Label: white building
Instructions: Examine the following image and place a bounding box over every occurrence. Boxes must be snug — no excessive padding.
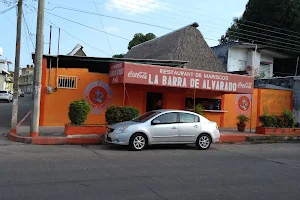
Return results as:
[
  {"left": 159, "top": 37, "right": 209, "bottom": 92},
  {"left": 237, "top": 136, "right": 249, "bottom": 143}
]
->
[
  {"left": 0, "top": 59, "right": 12, "bottom": 91},
  {"left": 211, "top": 42, "right": 289, "bottom": 78},
  {"left": 19, "top": 65, "right": 34, "bottom": 94}
]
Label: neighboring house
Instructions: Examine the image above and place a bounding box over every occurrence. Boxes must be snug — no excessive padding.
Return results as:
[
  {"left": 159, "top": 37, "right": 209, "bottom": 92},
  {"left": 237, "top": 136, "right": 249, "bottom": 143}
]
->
[
  {"left": 211, "top": 42, "right": 289, "bottom": 78},
  {"left": 0, "top": 59, "right": 12, "bottom": 91},
  {"left": 19, "top": 65, "right": 34, "bottom": 94},
  {"left": 125, "top": 22, "right": 225, "bottom": 72},
  {"left": 66, "top": 44, "right": 86, "bottom": 56}
]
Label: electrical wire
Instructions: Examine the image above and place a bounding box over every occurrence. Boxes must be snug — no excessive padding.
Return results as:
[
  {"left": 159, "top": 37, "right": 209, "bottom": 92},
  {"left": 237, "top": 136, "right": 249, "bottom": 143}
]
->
[
  {"left": 92, "top": 0, "right": 114, "bottom": 55},
  {"left": 0, "top": 4, "right": 16, "bottom": 15},
  {"left": 44, "top": 10, "right": 130, "bottom": 41},
  {"left": 22, "top": 12, "right": 35, "bottom": 49}
]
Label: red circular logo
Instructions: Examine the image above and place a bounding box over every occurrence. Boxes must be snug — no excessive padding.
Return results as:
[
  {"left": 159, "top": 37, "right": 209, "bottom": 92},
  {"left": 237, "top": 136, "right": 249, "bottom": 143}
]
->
[
  {"left": 235, "top": 94, "right": 252, "bottom": 115},
  {"left": 84, "top": 81, "right": 112, "bottom": 114}
]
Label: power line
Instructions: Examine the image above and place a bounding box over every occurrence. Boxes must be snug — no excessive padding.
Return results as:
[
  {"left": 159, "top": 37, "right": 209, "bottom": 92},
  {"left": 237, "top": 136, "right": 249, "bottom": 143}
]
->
[
  {"left": 3, "top": 12, "right": 33, "bottom": 65},
  {"left": 43, "top": 17, "right": 113, "bottom": 56},
  {"left": 22, "top": 12, "right": 35, "bottom": 49},
  {"left": 25, "top": 4, "right": 113, "bottom": 56},
  {"left": 44, "top": 10, "right": 131, "bottom": 41},
  {"left": 0, "top": 4, "right": 16, "bottom": 15},
  {"left": 228, "top": 31, "right": 300, "bottom": 53},
  {"left": 92, "top": 0, "right": 114, "bottom": 55},
  {"left": 228, "top": 30, "right": 300, "bottom": 48},
  {"left": 237, "top": 22, "right": 300, "bottom": 40},
  {"left": 44, "top": 3, "right": 173, "bottom": 31}
]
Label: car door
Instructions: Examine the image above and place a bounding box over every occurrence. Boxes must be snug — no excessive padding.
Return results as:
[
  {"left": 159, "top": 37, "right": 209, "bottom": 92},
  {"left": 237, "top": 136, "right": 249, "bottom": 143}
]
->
[
  {"left": 178, "top": 113, "right": 201, "bottom": 143},
  {"left": 150, "top": 112, "right": 179, "bottom": 144}
]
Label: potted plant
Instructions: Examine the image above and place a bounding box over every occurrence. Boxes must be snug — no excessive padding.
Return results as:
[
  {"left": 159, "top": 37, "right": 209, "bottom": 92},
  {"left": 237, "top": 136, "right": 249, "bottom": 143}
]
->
[
  {"left": 194, "top": 103, "right": 205, "bottom": 116},
  {"left": 64, "top": 100, "right": 107, "bottom": 136},
  {"left": 236, "top": 114, "right": 249, "bottom": 132}
]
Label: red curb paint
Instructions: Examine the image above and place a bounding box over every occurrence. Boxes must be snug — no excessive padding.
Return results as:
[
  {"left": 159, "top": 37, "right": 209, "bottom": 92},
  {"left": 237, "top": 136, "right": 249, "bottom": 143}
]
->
[
  {"left": 10, "top": 129, "right": 16, "bottom": 135},
  {"left": 30, "top": 132, "right": 39, "bottom": 137}
]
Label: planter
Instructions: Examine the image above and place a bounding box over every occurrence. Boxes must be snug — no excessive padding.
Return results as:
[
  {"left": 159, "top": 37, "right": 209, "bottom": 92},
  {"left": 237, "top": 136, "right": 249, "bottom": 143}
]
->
[
  {"left": 256, "top": 127, "right": 300, "bottom": 135},
  {"left": 64, "top": 124, "right": 108, "bottom": 136},
  {"left": 237, "top": 123, "right": 246, "bottom": 132}
]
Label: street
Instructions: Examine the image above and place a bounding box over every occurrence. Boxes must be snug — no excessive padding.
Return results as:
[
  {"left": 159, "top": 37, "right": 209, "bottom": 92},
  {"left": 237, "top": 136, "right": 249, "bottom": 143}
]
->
[
  {"left": 0, "top": 95, "right": 32, "bottom": 128},
  {"left": 0, "top": 143, "right": 299, "bottom": 200}
]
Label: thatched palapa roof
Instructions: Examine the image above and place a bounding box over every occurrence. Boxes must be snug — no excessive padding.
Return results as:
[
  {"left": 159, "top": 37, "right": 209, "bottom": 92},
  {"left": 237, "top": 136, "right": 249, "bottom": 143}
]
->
[{"left": 124, "top": 22, "right": 226, "bottom": 72}]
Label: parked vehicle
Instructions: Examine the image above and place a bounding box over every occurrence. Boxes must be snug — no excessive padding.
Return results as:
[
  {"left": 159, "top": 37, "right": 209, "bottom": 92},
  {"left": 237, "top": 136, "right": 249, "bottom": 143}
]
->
[
  {"left": 19, "top": 89, "right": 25, "bottom": 97},
  {"left": 0, "top": 90, "right": 13, "bottom": 102},
  {"left": 106, "top": 109, "right": 220, "bottom": 151}
]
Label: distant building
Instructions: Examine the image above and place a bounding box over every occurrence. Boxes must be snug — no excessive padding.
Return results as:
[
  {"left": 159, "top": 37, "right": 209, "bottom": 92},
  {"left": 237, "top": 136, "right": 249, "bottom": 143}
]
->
[
  {"left": 211, "top": 42, "right": 290, "bottom": 79},
  {"left": 0, "top": 59, "right": 12, "bottom": 91},
  {"left": 19, "top": 65, "right": 34, "bottom": 93}
]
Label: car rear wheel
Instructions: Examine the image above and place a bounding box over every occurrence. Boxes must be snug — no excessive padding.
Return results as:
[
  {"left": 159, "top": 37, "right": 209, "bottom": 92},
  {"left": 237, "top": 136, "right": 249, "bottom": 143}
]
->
[
  {"left": 129, "top": 133, "right": 147, "bottom": 151},
  {"left": 196, "top": 134, "right": 211, "bottom": 150}
]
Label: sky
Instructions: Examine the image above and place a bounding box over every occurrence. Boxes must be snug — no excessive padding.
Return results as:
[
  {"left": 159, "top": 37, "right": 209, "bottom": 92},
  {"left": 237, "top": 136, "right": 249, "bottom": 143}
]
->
[{"left": 0, "top": 0, "right": 248, "bottom": 70}]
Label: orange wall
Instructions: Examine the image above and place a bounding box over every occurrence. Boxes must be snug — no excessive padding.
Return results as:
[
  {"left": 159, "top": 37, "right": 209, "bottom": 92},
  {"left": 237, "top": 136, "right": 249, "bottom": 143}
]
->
[
  {"left": 222, "top": 89, "right": 293, "bottom": 129},
  {"left": 42, "top": 67, "right": 123, "bottom": 126}
]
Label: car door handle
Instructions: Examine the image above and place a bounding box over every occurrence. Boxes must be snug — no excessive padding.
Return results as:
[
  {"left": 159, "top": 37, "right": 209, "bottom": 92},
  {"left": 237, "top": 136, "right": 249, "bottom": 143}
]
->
[
  {"left": 172, "top": 127, "right": 177, "bottom": 129},
  {"left": 194, "top": 125, "right": 198, "bottom": 128}
]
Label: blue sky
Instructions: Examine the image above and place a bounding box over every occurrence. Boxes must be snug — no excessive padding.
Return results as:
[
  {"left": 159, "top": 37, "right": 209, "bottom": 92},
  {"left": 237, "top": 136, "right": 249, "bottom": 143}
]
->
[{"left": 0, "top": 0, "right": 248, "bottom": 69}]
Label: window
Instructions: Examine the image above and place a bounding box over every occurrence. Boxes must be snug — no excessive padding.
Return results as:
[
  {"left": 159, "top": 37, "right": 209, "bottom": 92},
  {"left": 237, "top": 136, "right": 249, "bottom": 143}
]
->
[
  {"left": 185, "top": 98, "right": 221, "bottom": 111},
  {"left": 180, "top": 113, "right": 200, "bottom": 123},
  {"left": 132, "top": 111, "right": 160, "bottom": 122},
  {"left": 153, "top": 113, "right": 178, "bottom": 124},
  {"left": 57, "top": 75, "right": 78, "bottom": 89}
]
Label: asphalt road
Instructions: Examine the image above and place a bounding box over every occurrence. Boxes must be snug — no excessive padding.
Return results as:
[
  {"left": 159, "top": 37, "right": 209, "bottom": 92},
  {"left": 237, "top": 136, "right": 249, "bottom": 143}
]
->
[
  {"left": 0, "top": 143, "right": 299, "bottom": 200},
  {"left": 0, "top": 95, "right": 32, "bottom": 127}
]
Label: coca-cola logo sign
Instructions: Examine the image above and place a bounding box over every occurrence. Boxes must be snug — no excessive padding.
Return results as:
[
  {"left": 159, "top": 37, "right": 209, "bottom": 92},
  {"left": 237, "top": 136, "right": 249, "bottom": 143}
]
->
[
  {"left": 238, "top": 82, "right": 252, "bottom": 89},
  {"left": 128, "top": 71, "right": 148, "bottom": 79}
]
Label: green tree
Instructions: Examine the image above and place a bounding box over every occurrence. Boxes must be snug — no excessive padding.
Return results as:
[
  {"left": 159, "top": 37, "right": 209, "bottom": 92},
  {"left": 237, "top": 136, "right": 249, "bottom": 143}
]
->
[
  {"left": 220, "top": 0, "right": 300, "bottom": 55},
  {"left": 112, "top": 54, "right": 125, "bottom": 58},
  {"left": 128, "top": 33, "right": 156, "bottom": 50}
]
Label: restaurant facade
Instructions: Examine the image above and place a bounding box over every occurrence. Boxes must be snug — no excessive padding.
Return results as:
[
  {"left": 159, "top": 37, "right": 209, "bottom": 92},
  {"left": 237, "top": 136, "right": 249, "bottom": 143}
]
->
[{"left": 37, "top": 55, "right": 292, "bottom": 130}]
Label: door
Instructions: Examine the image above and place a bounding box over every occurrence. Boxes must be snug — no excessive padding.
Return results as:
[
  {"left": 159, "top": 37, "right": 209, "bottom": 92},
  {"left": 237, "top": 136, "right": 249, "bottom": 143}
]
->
[
  {"left": 178, "top": 113, "right": 200, "bottom": 142},
  {"left": 146, "top": 92, "right": 163, "bottom": 112},
  {"left": 150, "top": 112, "right": 179, "bottom": 143}
]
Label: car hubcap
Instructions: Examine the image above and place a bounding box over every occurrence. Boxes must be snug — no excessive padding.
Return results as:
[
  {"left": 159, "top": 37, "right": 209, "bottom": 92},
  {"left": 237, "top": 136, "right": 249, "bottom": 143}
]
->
[
  {"left": 133, "top": 136, "right": 145, "bottom": 149},
  {"left": 199, "top": 136, "right": 210, "bottom": 148}
]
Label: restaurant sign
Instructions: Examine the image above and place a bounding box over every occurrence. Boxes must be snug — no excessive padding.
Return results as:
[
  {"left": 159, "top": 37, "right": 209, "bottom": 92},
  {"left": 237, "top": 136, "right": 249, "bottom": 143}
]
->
[{"left": 109, "top": 62, "right": 254, "bottom": 94}]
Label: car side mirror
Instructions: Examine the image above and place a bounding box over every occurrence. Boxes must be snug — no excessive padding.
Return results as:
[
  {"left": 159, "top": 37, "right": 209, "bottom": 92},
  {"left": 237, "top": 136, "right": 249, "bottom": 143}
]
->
[{"left": 152, "top": 120, "right": 161, "bottom": 125}]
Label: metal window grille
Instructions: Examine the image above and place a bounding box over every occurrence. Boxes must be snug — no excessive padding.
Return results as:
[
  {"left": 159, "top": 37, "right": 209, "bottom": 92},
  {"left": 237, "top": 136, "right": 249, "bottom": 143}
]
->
[{"left": 57, "top": 75, "right": 78, "bottom": 89}]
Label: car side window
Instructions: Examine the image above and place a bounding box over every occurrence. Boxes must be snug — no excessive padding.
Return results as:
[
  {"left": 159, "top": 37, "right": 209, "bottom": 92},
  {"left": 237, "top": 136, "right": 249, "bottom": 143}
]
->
[
  {"left": 179, "top": 113, "right": 200, "bottom": 123},
  {"left": 153, "top": 113, "right": 178, "bottom": 125}
]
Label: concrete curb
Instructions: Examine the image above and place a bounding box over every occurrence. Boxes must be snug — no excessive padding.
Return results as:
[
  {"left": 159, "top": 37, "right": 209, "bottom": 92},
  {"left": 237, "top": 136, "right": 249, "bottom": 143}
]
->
[{"left": 8, "top": 132, "right": 102, "bottom": 145}]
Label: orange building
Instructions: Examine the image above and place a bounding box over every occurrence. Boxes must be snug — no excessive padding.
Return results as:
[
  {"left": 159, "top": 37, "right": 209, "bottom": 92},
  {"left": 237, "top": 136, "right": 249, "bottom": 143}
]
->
[{"left": 38, "top": 55, "right": 293, "bottom": 130}]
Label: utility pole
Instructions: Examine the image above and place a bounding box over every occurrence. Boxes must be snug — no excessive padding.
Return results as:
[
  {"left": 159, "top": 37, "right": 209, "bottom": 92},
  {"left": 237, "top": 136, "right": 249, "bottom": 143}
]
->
[
  {"left": 30, "top": 0, "right": 45, "bottom": 137},
  {"left": 11, "top": 0, "right": 23, "bottom": 134}
]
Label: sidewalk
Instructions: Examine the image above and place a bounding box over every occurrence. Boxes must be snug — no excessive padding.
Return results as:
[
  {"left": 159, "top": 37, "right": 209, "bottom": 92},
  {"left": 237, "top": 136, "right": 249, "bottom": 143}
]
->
[{"left": 7, "top": 126, "right": 300, "bottom": 145}]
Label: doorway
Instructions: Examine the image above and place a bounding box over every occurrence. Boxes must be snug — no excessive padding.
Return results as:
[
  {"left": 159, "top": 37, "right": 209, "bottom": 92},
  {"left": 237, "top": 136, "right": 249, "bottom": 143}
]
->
[{"left": 146, "top": 92, "right": 163, "bottom": 112}]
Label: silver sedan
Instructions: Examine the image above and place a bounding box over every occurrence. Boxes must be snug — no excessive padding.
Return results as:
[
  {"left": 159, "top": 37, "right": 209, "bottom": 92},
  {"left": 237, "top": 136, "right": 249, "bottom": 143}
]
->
[{"left": 105, "top": 109, "right": 220, "bottom": 151}]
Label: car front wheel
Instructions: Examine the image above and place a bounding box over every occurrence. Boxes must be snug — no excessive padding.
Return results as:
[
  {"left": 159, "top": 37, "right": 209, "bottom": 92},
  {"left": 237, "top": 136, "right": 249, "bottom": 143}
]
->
[
  {"left": 129, "top": 133, "right": 147, "bottom": 151},
  {"left": 196, "top": 134, "right": 212, "bottom": 150}
]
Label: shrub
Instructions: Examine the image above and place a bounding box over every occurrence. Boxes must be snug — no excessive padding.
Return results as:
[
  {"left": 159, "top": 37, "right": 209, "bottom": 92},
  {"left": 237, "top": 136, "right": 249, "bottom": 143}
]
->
[
  {"left": 259, "top": 110, "right": 296, "bottom": 128},
  {"left": 236, "top": 114, "right": 249, "bottom": 124},
  {"left": 68, "top": 100, "right": 91, "bottom": 125},
  {"left": 280, "top": 109, "right": 295, "bottom": 128},
  {"left": 259, "top": 114, "right": 278, "bottom": 128},
  {"left": 106, "top": 106, "right": 140, "bottom": 125},
  {"left": 194, "top": 104, "right": 205, "bottom": 115}
]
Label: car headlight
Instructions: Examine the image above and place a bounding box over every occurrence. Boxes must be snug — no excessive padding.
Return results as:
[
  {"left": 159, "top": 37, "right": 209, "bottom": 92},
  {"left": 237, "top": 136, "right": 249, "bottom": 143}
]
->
[{"left": 115, "top": 126, "right": 129, "bottom": 134}]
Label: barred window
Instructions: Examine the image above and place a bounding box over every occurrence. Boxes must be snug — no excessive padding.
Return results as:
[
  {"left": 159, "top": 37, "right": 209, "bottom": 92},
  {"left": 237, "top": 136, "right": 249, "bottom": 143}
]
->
[{"left": 57, "top": 75, "right": 78, "bottom": 89}]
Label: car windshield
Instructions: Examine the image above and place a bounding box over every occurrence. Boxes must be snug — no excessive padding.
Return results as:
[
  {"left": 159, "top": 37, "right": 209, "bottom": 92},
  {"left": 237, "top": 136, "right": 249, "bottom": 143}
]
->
[
  {"left": 0, "top": 91, "right": 7, "bottom": 93},
  {"left": 132, "top": 111, "right": 161, "bottom": 122}
]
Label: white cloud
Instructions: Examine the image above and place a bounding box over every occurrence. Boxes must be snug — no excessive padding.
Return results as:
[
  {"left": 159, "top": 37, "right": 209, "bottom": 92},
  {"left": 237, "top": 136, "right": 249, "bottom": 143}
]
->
[
  {"left": 105, "top": 0, "right": 165, "bottom": 15},
  {"left": 104, "top": 26, "right": 120, "bottom": 33}
]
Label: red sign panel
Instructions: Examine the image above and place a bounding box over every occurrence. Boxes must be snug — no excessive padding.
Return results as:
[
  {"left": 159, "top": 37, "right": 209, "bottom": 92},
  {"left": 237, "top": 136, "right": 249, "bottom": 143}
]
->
[
  {"left": 109, "top": 62, "right": 124, "bottom": 84},
  {"left": 110, "top": 62, "right": 254, "bottom": 94}
]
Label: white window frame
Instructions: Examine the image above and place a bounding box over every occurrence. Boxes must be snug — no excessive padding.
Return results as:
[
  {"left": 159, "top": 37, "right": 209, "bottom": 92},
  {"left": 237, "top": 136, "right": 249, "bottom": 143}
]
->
[{"left": 57, "top": 75, "right": 78, "bottom": 89}]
